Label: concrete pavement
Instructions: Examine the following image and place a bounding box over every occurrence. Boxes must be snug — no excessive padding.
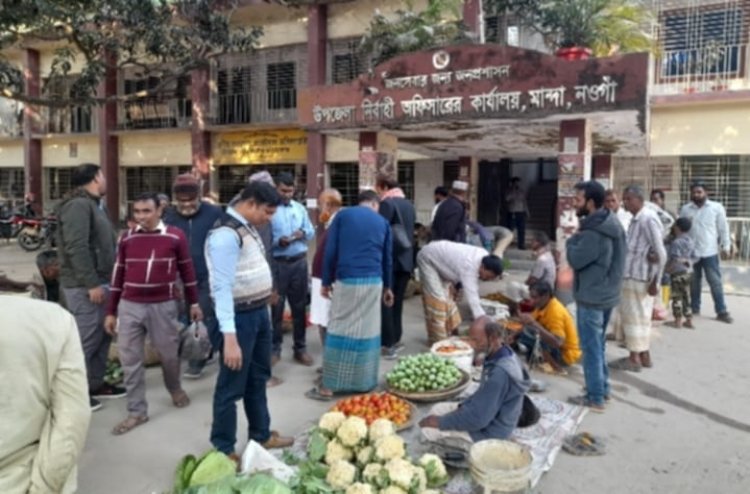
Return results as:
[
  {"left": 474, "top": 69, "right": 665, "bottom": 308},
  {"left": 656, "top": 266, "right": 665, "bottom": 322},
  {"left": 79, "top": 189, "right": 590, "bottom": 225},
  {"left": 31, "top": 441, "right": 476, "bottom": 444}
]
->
[{"left": 1, "top": 242, "right": 748, "bottom": 493}]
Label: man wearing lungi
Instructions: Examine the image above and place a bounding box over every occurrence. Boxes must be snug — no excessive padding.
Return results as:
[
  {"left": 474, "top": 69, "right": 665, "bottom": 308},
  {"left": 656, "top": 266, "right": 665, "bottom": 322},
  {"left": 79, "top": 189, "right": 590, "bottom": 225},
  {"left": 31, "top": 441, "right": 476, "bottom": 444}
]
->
[
  {"left": 416, "top": 241, "right": 503, "bottom": 344},
  {"left": 612, "top": 186, "right": 666, "bottom": 372},
  {"left": 104, "top": 193, "right": 203, "bottom": 435},
  {"left": 310, "top": 188, "right": 343, "bottom": 345},
  {"left": 306, "top": 190, "right": 394, "bottom": 401}
]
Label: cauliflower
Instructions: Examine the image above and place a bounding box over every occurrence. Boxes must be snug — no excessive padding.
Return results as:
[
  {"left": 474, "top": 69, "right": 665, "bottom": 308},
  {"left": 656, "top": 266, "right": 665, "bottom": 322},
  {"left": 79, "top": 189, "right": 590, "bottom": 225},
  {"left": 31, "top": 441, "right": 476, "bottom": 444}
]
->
[
  {"left": 326, "top": 460, "right": 357, "bottom": 490},
  {"left": 362, "top": 463, "right": 388, "bottom": 488},
  {"left": 384, "top": 458, "right": 416, "bottom": 490},
  {"left": 368, "top": 418, "right": 396, "bottom": 442},
  {"left": 413, "top": 466, "right": 428, "bottom": 491},
  {"left": 356, "top": 445, "right": 374, "bottom": 467},
  {"left": 418, "top": 453, "right": 449, "bottom": 487},
  {"left": 374, "top": 434, "right": 406, "bottom": 461},
  {"left": 319, "top": 411, "right": 347, "bottom": 435},
  {"left": 345, "top": 482, "right": 375, "bottom": 494},
  {"left": 337, "top": 416, "right": 368, "bottom": 448},
  {"left": 325, "top": 439, "right": 354, "bottom": 465},
  {"left": 380, "top": 486, "right": 407, "bottom": 494}
]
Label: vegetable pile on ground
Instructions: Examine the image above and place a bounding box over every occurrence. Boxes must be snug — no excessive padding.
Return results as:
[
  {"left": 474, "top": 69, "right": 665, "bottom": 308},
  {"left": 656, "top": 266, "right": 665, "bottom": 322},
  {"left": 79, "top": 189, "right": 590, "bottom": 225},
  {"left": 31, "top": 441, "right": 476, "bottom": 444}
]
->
[
  {"left": 331, "top": 393, "right": 412, "bottom": 427},
  {"left": 386, "top": 354, "right": 462, "bottom": 393},
  {"left": 289, "top": 412, "right": 449, "bottom": 493},
  {"left": 172, "top": 449, "right": 291, "bottom": 493}
]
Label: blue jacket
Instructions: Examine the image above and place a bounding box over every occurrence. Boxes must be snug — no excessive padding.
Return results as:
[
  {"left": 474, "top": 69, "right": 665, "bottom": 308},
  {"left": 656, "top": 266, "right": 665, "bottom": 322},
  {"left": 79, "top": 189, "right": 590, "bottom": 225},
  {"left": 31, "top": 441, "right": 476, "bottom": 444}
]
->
[
  {"left": 438, "top": 347, "right": 530, "bottom": 441},
  {"left": 164, "top": 202, "right": 223, "bottom": 284},
  {"left": 566, "top": 208, "right": 626, "bottom": 310}
]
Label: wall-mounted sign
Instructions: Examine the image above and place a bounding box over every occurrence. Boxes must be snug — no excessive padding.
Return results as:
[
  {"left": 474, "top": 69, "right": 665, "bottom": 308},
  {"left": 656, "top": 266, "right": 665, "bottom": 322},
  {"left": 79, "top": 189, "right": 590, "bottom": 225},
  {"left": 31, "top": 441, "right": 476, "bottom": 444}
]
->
[{"left": 214, "top": 129, "right": 307, "bottom": 165}]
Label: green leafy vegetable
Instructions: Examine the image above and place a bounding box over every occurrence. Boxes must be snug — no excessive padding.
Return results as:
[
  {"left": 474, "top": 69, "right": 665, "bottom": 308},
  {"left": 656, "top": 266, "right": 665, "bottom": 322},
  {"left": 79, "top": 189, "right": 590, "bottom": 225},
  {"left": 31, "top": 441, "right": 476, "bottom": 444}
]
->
[
  {"left": 307, "top": 429, "right": 329, "bottom": 463},
  {"left": 232, "top": 473, "right": 292, "bottom": 494},
  {"left": 188, "top": 450, "right": 237, "bottom": 487}
]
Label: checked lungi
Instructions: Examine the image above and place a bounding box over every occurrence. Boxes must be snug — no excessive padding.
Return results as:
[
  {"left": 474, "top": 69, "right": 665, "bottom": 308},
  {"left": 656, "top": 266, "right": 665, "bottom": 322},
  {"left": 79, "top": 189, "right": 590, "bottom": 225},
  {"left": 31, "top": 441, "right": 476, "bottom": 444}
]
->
[{"left": 621, "top": 279, "right": 655, "bottom": 353}]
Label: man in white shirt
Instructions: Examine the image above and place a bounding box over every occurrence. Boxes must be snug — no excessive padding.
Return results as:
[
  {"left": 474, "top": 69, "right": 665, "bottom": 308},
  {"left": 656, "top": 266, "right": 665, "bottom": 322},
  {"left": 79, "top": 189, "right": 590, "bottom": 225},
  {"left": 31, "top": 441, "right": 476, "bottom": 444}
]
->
[{"left": 679, "top": 182, "right": 732, "bottom": 323}]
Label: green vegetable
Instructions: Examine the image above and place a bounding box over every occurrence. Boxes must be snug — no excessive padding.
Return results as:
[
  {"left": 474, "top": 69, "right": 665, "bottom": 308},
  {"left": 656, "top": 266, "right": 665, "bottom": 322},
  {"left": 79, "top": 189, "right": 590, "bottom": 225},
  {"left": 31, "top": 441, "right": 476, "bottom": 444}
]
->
[
  {"left": 188, "top": 450, "right": 237, "bottom": 487},
  {"left": 174, "top": 454, "right": 198, "bottom": 493},
  {"left": 386, "top": 354, "right": 462, "bottom": 393},
  {"left": 307, "top": 429, "right": 329, "bottom": 463},
  {"left": 233, "top": 473, "right": 292, "bottom": 494}
]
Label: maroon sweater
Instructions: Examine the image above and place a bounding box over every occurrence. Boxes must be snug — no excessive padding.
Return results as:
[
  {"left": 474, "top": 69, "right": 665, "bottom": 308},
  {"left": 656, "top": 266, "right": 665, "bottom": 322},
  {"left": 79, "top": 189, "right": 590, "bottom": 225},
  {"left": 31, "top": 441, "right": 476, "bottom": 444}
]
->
[{"left": 107, "top": 224, "right": 199, "bottom": 316}]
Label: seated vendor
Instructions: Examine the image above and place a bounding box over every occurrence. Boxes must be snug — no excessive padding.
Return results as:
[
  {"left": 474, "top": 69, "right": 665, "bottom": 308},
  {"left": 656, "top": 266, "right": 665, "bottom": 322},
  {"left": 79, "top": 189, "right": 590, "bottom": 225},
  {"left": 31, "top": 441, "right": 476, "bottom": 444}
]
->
[
  {"left": 518, "top": 281, "right": 581, "bottom": 370},
  {"left": 0, "top": 250, "right": 61, "bottom": 304},
  {"left": 419, "top": 317, "right": 531, "bottom": 452},
  {"left": 525, "top": 232, "right": 556, "bottom": 288}
]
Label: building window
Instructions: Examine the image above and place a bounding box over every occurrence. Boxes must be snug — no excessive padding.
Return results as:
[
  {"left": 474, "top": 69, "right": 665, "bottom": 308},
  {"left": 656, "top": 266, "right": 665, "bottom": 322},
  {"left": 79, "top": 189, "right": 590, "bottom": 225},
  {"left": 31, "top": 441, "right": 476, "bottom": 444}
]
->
[
  {"left": 443, "top": 161, "right": 459, "bottom": 187},
  {"left": 0, "top": 168, "right": 24, "bottom": 208},
  {"left": 124, "top": 166, "right": 190, "bottom": 205},
  {"left": 332, "top": 53, "right": 361, "bottom": 84},
  {"left": 329, "top": 163, "right": 359, "bottom": 206},
  {"left": 680, "top": 155, "right": 750, "bottom": 218},
  {"left": 267, "top": 62, "right": 296, "bottom": 110},
  {"left": 661, "top": 7, "right": 743, "bottom": 77},
  {"left": 398, "top": 162, "right": 415, "bottom": 201},
  {"left": 217, "top": 66, "right": 252, "bottom": 124},
  {"left": 216, "top": 165, "right": 301, "bottom": 205},
  {"left": 121, "top": 74, "right": 192, "bottom": 130},
  {"left": 45, "top": 168, "right": 75, "bottom": 201},
  {"left": 44, "top": 78, "right": 94, "bottom": 134}
]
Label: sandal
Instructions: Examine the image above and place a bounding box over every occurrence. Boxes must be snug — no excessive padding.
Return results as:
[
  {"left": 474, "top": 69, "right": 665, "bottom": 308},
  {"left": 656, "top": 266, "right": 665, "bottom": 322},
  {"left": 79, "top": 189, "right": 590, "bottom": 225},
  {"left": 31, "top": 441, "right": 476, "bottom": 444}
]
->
[
  {"left": 112, "top": 415, "right": 149, "bottom": 436},
  {"left": 171, "top": 390, "right": 191, "bottom": 408},
  {"left": 609, "top": 357, "right": 642, "bottom": 373},
  {"left": 563, "top": 432, "right": 606, "bottom": 456},
  {"left": 305, "top": 386, "right": 334, "bottom": 402},
  {"left": 267, "top": 376, "right": 284, "bottom": 388}
]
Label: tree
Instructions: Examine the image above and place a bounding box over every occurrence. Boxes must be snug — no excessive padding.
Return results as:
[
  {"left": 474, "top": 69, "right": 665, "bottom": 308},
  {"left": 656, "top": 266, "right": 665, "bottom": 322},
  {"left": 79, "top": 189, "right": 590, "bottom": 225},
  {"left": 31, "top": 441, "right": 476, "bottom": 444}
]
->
[
  {"left": 484, "top": 0, "right": 654, "bottom": 56},
  {"left": 358, "top": 0, "right": 473, "bottom": 69},
  {"left": 0, "top": 0, "right": 262, "bottom": 107}
]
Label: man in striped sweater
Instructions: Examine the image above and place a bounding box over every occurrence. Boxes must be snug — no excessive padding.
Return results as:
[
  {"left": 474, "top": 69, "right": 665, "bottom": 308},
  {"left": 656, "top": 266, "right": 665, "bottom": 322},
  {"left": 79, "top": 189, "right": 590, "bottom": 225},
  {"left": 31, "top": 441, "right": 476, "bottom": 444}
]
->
[{"left": 104, "top": 192, "right": 203, "bottom": 435}]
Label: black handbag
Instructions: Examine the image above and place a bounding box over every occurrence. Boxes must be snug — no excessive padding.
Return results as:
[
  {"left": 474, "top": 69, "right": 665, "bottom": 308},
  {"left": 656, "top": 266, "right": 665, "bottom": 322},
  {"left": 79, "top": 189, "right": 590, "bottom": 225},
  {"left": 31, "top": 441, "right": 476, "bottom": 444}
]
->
[{"left": 389, "top": 200, "right": 413, "bottom": 252}]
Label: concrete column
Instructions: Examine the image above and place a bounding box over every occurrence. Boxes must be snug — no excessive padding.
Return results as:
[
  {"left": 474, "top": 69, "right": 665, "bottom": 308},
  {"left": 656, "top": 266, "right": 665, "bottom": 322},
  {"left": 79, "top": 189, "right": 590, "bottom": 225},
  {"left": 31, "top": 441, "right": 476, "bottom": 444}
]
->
[
  {"left": 306, "top": 4, "right": 328, "bottom": 212},
  {"left": 191, "top": 67, "right": 212, "bottom": 195},
  {"left": 556, "top": 118, "right": 591, "bottom": 273},
  {"left": 462, "top": 0, "right": 484, "bottom": 42},
  {"left": 23, "top": 49, "right": 42, "bottom": 214},
  {"left": 458, "top": 156, "right": 478, "bottom": 220},
  {"left": 98, "top": 50, "right": 120, "bottom": 222},
  {"left": 593, "top": 155, "right": 613, "bottom": 189},
  {"left": 358, "top": 131, "right": 397, "bottom": 191}
]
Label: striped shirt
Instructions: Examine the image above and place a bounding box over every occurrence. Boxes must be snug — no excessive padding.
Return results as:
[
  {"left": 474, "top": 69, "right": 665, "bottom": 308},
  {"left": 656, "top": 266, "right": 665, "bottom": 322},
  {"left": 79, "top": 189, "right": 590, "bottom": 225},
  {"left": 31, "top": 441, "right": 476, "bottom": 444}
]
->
[
  {"left": 107, "top": 222, "right": 198, "bottom": 316},
  {"left": 679, "top": 200, "right": 731, "bottom": 258},
  {"left": 624, "top": 207, "right": 667, "bottom": 283}
]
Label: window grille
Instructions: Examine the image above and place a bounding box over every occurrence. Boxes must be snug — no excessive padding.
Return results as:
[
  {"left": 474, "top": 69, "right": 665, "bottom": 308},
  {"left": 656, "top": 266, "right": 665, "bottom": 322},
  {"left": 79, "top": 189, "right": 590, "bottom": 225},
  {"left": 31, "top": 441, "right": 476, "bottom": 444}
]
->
[
  {"left": 120, "top": 73, "right": 192, "bottom": 130},
  {"left": 0, "top": 168, "right": 24, "bottom": 207},
  {"left": 680, "top": 155, "right": 750, "bottom": 218},
  {"left": 45, "top": 168, "right": 75, "bottom": 201},
  {"left": 43, "top": 77, "right": 94, "bottom": 134},
  {"left": 217, "top": 66, "right": 252, "bottom": 124},
  {"left": 443, "top": 161, "right": 460, "bottom": 187},
  {"left": 124, "top": 166, "right": 190, "bottom": 204},
  {"left": 398, "top": 162, "right": 415, "bottom": 201},
  {"left": 267, "top": 62, "right": 296, "bottom": 110},
  {"left": 329, "top": 163, "right": 359, "bottom": 206},
  {"left": 216, "top": 165, "right": 301, "bottom": 205},
  {"left": 329, "top": 38, "right": 363, "bottom": 84}
]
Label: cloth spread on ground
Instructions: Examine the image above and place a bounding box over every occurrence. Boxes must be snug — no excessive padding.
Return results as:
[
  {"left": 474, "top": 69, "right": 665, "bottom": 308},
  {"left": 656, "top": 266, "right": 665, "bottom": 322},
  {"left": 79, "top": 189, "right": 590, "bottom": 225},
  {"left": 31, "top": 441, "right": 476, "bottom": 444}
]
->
[{"left": 322, "top": 278, "right": 382, "bottom": 393}]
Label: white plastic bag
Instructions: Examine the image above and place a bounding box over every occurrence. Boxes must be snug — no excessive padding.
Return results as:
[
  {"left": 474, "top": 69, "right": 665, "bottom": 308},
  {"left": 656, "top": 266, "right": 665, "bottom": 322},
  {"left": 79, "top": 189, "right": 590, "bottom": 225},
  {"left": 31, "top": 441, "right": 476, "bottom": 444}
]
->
[{"left": 240, "top": 440, "right": 296, "bottom": 483}]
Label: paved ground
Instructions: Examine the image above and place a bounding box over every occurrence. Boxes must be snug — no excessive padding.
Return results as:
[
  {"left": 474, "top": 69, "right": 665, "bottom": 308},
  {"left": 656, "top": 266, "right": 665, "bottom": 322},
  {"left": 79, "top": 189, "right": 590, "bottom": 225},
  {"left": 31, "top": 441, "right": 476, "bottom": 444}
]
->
[{"left": 2, "top": 242, "right": 749, "bottom": 494}]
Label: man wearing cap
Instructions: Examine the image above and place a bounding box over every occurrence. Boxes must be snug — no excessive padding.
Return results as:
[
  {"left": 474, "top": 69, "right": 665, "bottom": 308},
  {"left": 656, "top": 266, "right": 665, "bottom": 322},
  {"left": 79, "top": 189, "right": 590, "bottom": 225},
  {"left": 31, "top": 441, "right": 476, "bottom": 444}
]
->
[
  {"left": 270, "top": 172, "right": 315, "bottom": 366},
  {"left": 164, "top": 174, "right": 224, "bottom": 378},
  {"left": 431, "top": 180, "right": 468, "bottom": 243}
]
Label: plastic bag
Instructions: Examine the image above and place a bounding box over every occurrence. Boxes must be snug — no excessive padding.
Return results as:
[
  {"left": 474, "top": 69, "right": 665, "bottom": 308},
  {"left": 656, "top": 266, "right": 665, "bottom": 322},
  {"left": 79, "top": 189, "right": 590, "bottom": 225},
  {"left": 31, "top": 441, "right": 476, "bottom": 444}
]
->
[
  {"left": 179, "top": 321, "right": 211, "bottom": 361},
  {"left": 240, "top": 440, "right": 296, "bottom": 483}
]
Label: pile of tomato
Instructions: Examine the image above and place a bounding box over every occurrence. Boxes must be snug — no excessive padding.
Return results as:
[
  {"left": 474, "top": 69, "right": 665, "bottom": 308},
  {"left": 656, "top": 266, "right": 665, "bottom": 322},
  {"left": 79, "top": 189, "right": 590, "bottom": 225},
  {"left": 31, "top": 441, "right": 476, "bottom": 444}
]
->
[{"left": 331, "top": 392, "right": 412, "bottom": 426}]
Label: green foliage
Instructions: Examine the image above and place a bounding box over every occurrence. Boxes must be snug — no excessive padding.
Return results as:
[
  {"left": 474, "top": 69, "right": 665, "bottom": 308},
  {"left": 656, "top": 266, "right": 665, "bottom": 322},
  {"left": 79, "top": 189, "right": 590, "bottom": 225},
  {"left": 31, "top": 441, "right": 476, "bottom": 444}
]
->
[
  {"left": 358, "top": 0, "right": 473, "bottom": 68},
  {"left": 484, "top": 0, "right": 654, "bottom": 56},
  {"left": 0, "top": 0, "right": 262, "bottom": 106}
]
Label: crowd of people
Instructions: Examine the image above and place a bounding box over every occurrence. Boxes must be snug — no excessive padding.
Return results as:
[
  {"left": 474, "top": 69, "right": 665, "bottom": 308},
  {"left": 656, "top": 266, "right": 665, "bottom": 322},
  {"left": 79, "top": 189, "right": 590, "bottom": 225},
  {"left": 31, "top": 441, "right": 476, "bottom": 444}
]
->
[{"left": 0, "top": 163, "right": 736, "bottom": 491}]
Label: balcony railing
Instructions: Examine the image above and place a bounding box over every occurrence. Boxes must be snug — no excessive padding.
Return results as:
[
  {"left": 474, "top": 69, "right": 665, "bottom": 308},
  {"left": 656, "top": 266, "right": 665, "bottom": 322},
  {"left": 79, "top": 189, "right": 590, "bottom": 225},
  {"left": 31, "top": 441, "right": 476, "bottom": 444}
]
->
[
  {"left": 0, "top": 110, "right": 23, "bottom": 138},
  {"left": 211, "top": 89, "right": 297, "bottom": 126},
  {"left": 118, "top": 97, "right": 192, "bottom": 130},
  {"left": 37, "top": 106, "right": 97, "bottom": 134},
  {"left": 652, "top": 44, "right": 750, "bottom": 95}
]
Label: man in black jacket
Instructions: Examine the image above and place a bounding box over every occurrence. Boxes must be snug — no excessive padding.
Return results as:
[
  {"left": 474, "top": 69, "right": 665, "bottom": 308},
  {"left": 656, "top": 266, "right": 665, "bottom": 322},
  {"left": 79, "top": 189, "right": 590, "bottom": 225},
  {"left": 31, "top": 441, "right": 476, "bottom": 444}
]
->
[
  {"left": 376, "top": 176, "right": 416, "bottom": 359},
  {"left": 431, "top": 180, "right": 468, "bottom": 243}
]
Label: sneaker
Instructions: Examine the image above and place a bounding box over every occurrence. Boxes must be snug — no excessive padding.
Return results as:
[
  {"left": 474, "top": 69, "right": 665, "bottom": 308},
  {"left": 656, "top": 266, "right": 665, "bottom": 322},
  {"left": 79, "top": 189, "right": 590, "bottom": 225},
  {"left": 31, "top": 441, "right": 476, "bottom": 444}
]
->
[
  {"left": 393, "top": 341, "right": 406, "bottom": 351},
  {"left": 717, "top": 313, "right": 734, "bottom": 324},
  {"left": 90, "top": 397, "right": 103, "bottom": 412},
  {"left": 91, "top": 383, "right": 126, "bottom": 399},
  {"left": 381, "top": 347, "right": 399, "bottom": 360},
  {"left": 183, "top": 367, "right": 205, "bottom": 380},
  {"left": 568, "top": 395, "right": 606, "bottom": 413}
]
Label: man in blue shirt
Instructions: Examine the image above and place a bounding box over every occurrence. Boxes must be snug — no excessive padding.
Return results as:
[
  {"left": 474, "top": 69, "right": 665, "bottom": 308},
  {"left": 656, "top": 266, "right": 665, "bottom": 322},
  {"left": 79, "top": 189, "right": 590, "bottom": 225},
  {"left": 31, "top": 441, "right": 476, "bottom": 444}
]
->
[
  {"left": 205, "top": 181, "right": 293, "bottom": 458},
  {"left": 270, "top": 172, "right": 316, "bottom": 366}
]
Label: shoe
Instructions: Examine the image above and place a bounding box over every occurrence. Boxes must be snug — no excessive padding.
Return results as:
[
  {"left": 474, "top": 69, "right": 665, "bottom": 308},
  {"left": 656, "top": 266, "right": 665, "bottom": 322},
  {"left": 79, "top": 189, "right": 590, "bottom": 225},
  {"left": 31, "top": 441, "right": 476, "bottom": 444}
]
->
[
  {"left": 228, "top": 453, "right": 241, "bottom": 472},
  {"left": 293, "top": 352, "right": 314, "bottom": 366},
  {"left": 381, "top": 347, "right": 399, "bottom": 360},
  {"left": 90, "top": 397, "right": 103, "bottom": 412},
  {"left": 717, "top": 313, "right": 734, "bottom": 324},
  {"left": 568, "top": 395, "right": 605, "bottom": 413},
  {"left": 183, "top": 367, "right": 205, "bottom": 380},
  {"left": 262, "top": 431, "right": 294, "bottom": 449},
  {"left": 393, "top": 341, "right": 405, "bottom": 351},
  {"left": 91, "top": 383, "right": 126, "bottom": 399}
]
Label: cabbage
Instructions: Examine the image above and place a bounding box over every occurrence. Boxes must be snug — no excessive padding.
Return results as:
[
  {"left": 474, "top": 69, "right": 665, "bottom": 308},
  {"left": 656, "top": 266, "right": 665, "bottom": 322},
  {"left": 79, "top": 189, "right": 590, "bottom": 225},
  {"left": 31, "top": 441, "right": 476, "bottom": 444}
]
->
[
  {"left": 233, "top": 473, "right": 292, "bottom": 494},
  {"left": 188, "top": 450, "right": 237, "bottom": 487}
]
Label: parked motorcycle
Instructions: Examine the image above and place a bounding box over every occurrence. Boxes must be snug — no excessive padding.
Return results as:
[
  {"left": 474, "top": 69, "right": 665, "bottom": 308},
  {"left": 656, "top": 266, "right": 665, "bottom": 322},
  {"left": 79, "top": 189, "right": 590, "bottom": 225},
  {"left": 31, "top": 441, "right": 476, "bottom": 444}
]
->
[
  {"left": 17, "top": 215, "right": 57, "bottom": 252},
  {"left": 0, "top": 210, "right": 25, "bottom": 242}
]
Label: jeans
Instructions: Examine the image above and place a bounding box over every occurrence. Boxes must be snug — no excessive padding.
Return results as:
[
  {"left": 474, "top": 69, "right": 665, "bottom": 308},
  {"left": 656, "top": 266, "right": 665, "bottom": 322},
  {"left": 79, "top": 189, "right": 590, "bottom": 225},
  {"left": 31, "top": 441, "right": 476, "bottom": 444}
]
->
[
  {"left": 507, "top": 212, "right": 526, "bottom": 249},
  {"left": 210, "top": 307, "right": 272, "bottom": 455},
  {"left": 691, "top": 255, "right": 727, "bottom": 315},
  {"left": 272, "top": 257, "right": 309, "bottom": 355},
  {"left": 577, "top": 306, "right": 613, "bottom": 406},
  {"left": 182, "top": 283, "right": 217, "bottom": 372},
  {"left": 381, "top": 271, "right": 411, "bottom": 348}
]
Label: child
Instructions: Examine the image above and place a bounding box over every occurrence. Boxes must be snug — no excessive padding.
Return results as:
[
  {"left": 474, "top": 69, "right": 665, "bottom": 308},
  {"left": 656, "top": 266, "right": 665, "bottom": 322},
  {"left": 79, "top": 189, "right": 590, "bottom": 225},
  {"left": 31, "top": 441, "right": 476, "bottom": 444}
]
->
[{"left": 666, "top": 218, "right": 697, "bottom": 329}]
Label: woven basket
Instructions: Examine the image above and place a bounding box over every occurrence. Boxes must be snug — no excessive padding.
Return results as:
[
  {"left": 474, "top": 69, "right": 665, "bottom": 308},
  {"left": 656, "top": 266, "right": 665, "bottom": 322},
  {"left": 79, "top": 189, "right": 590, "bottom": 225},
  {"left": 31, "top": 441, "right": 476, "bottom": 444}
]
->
[{"left": 385, "top": 368, "right": 471, "bottom": 403}]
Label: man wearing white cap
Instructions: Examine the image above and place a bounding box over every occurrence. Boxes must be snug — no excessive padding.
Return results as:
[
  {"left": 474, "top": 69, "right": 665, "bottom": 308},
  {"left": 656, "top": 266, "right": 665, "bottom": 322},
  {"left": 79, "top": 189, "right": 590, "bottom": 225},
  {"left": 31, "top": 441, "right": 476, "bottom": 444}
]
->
[{"left": 431, "top": 180, "right": 468, "bottom": 243}]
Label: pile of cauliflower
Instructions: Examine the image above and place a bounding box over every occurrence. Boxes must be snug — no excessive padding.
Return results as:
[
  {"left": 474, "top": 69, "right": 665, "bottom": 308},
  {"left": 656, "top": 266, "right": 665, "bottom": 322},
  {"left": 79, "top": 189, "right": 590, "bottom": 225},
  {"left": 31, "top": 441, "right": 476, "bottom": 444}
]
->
[{"left": 315, "top": 411, "right": 450, "bottom": 494}]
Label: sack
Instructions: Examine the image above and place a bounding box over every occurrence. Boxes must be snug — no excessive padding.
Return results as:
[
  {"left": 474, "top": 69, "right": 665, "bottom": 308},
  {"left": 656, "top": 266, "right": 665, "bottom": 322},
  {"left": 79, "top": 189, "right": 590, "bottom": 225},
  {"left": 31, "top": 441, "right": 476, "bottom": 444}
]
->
[
  {"left": 516, "top": 394, "right": 541, "bottom": 428},
  {"left": 389, "top": 200, "right": 413, "bottom": 252},
  {"left": 179, "top": 321, "right": 211, "bottom": 361}
]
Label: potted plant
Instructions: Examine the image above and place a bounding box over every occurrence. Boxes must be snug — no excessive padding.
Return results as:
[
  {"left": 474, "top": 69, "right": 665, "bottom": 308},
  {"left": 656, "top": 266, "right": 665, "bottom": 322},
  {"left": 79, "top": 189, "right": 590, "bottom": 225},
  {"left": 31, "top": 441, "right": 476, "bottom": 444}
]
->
[{"left": 485, "top": 0, "right": 654, "bottom": 60}]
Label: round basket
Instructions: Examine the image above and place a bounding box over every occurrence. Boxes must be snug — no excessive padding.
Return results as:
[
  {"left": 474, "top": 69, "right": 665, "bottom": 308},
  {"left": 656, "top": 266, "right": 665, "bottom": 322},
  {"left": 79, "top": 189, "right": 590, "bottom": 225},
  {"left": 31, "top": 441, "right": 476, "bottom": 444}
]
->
[
  {"left": 385, "top": 368, "right": 471, "bottom": 403},
  {"left": 469, "top": 439, "right": 532, "bottom": 493},
  {"left": 431, "top": 339, "right": 474, "bottom": 373},
  {"left": 330, "top": 396, "right": 418, "bottom": 432}
]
